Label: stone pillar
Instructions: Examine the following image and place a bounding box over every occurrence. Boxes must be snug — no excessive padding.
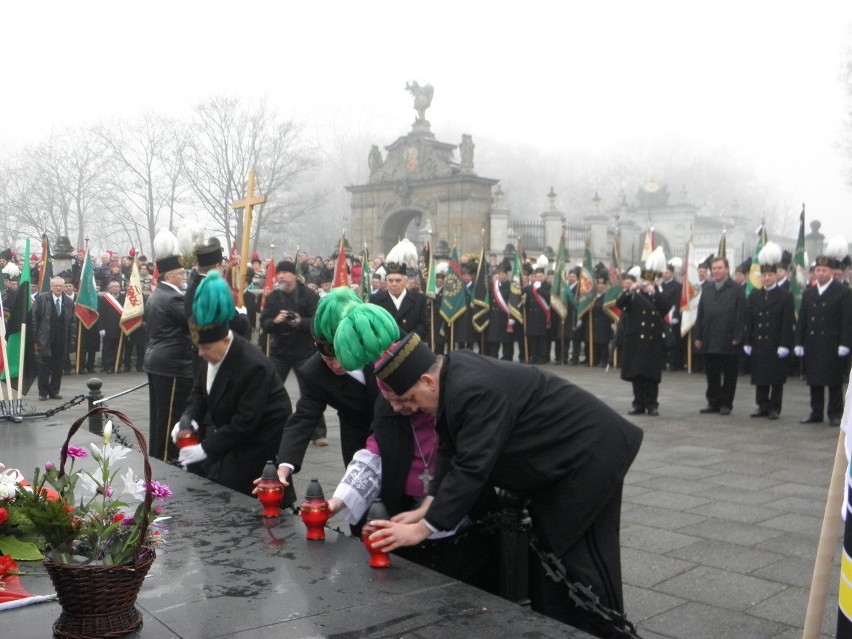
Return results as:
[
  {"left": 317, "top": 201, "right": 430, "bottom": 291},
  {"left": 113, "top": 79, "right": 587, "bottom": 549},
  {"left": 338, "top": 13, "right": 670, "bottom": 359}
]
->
[
  {"left": 805, "top": 220, "right": 825, "bottom": 262},
  {"left": 489, "top": 185, "right": 510, "bottom": 254},
  {"left": 540, "top": 188, "right": 565, "bottom": 258},
  {"left": 587, "top": 215, "right": 609, "bottom": 261}
]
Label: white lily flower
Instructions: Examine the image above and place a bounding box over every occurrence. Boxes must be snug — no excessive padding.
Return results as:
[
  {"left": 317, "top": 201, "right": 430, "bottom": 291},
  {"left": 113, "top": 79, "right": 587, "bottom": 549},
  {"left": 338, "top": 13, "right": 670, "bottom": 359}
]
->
[
  {"left": 120, "top": 467, "right": 146, "bottom": 502},
  {"left": 77, "top": 472, "right": 100, "bottom": 498},
  {"left": 89, "top": 443, "right": 132, "bottom": 466},
  {"left": 0, "top": 465, "right": 24, "bottom": 501},
  {"left": 103, "top": 419, "right": 113, "bottom": 445}
]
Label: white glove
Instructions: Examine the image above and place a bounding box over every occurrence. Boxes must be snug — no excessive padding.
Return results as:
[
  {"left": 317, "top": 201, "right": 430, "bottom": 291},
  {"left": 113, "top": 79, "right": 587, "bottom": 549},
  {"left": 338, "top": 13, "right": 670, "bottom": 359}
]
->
[
  {"left": 743, "top": 345, "right": 752, "bottom": 356},
  {"left": 99, "top": 329, "right": 106, "bottom": 337},
  {"left": 840, "top": 345, "right": 851, "bottom": 357},
  {"left": 777, "top": 346, "right": 789, "bottom": 358},
  {"left": 170, "top": 418, "right": 200, "bottom": 443},
  {"left": 794, "top": 346, "right": 804, "bottom": 357},
  {"left": 235, "top": 305, "right": 247, "bottom": 315},
  {"left": 178, "top": 444, "right": 207, "bottom": 469},
  {"left": 670, "top": 318, "right": 679, "bottom": 325}
]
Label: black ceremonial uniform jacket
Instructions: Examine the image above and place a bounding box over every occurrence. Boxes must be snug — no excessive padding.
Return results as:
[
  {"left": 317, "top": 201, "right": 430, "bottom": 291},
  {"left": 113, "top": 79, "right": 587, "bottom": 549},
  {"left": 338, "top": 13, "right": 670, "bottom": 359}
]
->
[
  {"left": 426, "top": 351, "right": 643, "bottom": 557},
  {"left": 276, "top": 352, "right": 378, "bottom": 472},
  {"left": 616, "top": 287, "right": 669, "bottom": 382},
  {"left": 183, "top": 334, "right": 292, "bottom": 495},
  {"left": 369, "top": 288, "right": 429, "bottom": 340},
  {"left": 745, "top": 285, "right": 795, "bottom": 386},
  {"left": 796, "top": 280, "right": 852, "bottom": 387}
]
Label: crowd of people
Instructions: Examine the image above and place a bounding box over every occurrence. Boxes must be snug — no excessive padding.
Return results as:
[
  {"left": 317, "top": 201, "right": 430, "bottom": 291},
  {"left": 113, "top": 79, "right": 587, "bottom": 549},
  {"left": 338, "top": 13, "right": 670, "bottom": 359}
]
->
[{"left": 2, "top": 230, "right": 851, "bottom": 638}]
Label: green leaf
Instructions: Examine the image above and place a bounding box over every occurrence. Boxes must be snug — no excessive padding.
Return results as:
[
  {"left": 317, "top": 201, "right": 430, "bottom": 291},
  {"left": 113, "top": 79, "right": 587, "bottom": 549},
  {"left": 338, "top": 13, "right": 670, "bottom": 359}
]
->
[{"left": 0, "top": 534, "right": 44, "bottom": 560}]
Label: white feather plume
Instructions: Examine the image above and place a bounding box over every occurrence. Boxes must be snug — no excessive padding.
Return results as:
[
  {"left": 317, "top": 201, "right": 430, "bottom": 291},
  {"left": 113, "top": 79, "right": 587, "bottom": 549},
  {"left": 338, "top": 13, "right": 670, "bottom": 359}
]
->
[
  {"left": 667, "top": 256, "right": 683, "bottom": 272},
  {"left": 2, "top": 262, "right": 20, "bottom": 278},
  {"left": 758, "top": 241, "right": 783, "bottom": 266},
  {"left": 628, "top": 265, "right": 642, "bottom": 280},
  {"left": 386, "top": 238, "right": 418, "bottom": 268},
  {"left": 535, "top": 253, "right": 549, "bottom": 270},
  {"left": 153, "top": 228, "right": 181, "bottom": 259},
  {"left": 825, "top": 235, "right": 849, "bottom": 260},
  {"left": 375, "top": 265, "right": 386, "bottom": 278},
  {"left": 645, "top": 246, "right": 667, "bottom": 274},
  {"left": 176, "top": 223, "right": 205, "bottom": 257},
  {"left": 435, "top": 261, "right": 449, "bottom": 274}
]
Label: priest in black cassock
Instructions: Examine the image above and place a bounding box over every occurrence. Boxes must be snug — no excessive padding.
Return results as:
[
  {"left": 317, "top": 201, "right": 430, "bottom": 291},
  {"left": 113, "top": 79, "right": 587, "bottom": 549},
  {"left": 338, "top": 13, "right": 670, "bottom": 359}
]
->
[{"left": 352, "top": 330, "right": 643, "bottom": 639}]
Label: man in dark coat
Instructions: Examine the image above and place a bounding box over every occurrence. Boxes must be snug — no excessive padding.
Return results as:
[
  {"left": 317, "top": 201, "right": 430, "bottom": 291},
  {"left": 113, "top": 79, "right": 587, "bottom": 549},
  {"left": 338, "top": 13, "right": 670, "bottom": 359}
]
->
[
  {"left": 368, "top": 333, "right": 643, "bottom": 638},
  {"left": 795, "top": 253, "right": 852, "bottom": 425},
  {"left": 485, "top": 265, "right": 517, "bottom": 360},
  {"left": 590, "top": 277, "right": 614, "bottom": 367},
  {"left": 616, "top": 270, "right": 669, "bottom": 415},
  {"left": 693, "top": 257, "right": 747, "bottom": 415},
  {"left": 369, "top": 264, "right": 430, "bottom": 340},
  {"left": 428, "top": 272, "right": 446, "bottom": 354},
  {"left": 660, "top": 259, "right": 684, "bottom": 371},
  {"left": 32, "top": 276, "right": 74, "bottom": 400},
  {"left": 144, "top": 252, "right": 194, "bottom": 461},
  {"left": 744, "top": 259, "right": 795, "bottom": 420},
  {"left": 98, "top": 279, "right": 124, "bottom": 373},
  {"left": 524, "top": 267, "right": 551, "bottom": 364},
  {"left": 176, "top": 274, "right": 292, "bottom": 495},
  {"left": 453, "top": 264, "right": 477, "bottom": 350}
]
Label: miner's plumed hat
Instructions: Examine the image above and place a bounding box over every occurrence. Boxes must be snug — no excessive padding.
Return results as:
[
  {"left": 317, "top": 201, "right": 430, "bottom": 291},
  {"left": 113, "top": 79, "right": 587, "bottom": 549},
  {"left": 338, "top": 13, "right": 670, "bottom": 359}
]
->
[
  {"left": 195, "top": 241, "right": 224, "bottom": 268},
  {"left": 373, "top": 332, "right": 437, "bottom": 395},
  {"left": 189, "top": 270, "right": 234, "bottom": 345},
  {"left": 153, "top": 229, "right": 183, "bottom": 274}
]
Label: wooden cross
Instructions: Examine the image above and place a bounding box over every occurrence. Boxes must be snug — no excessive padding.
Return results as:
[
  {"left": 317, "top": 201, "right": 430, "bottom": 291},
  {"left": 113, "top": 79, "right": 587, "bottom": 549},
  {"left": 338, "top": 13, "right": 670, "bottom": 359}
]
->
[{"left": 232, "top": 169, "right": 267, "bottom": 306}]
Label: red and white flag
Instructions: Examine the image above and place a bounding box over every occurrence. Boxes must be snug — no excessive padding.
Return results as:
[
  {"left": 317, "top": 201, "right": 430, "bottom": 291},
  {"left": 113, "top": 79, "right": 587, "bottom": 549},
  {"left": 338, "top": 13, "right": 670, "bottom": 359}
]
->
[{"left": 120, "top": 260, "right": 145, "bottom": 335}]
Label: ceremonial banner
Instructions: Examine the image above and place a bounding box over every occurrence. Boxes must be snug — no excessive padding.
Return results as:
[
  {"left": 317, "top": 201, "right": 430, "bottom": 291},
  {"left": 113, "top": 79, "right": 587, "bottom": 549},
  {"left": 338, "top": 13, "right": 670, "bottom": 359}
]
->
[
  {"left": 550, "top": 230, "right": 569, "bottom": 321},
  {"left": 746, "top": 225, "right": 767, "bottom": 296},
  {"left": 680, "top": 237, "right": 701, "bottom": 337},
  {"left": 471, "top": 240, "right": 490, "bottom": 333},
  {"left": 119, "top": 260, "right": 144, "bottom": 336},
  {"left": 603, "top": 234, "right": 623, "bottom": 320},
  {"left": 37, "top": 234, "right": 53, "bottom": 294},
  {"left": 74, "top": 252, "right": 99, "bottom": 329},
  {"left": 261, "top": 256, "right": 275, "bottom": 310},
  {"left": 0, "top": 239, "right": 36, "bottom": 394},
  {"left": 423, "top": 242, "right": 437, "bottom": 299},
  {"left": 439, "top": 245, "right": 467, "bottom": 325},
  {"left": 332, "top": 237, "right": 350, "bottom": 289},
  {"left": 790, "top": 205, "right": 807, "bottom": 314},
  {"left": 640, "top": 227, "right": 655, "bottom": 262},
  {"left": 358, "top": 245, "right": 372, "bottom": 302},
  {"left": 508, "top": 241, "right": 524, "bottom": 324},
  {"left": 838, "top": 384, "right": 852, "bottom": 638},
  {"left": 576, "top": 239, "right": 596, "bottom": 319}
]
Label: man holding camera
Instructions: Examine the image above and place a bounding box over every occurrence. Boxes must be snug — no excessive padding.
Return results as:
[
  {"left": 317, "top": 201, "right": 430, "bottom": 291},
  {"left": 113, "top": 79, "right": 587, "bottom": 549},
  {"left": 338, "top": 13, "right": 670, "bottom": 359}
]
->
[{"left": 259, "top": 260, "right": 326, "bottom": 445}]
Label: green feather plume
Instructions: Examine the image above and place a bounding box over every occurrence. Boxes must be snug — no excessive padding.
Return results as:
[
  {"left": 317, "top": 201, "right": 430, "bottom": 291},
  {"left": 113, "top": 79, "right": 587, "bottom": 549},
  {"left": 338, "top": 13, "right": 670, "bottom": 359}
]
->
[
  {"left": 193, "top": 269, "right": 234, "bottom": 325},
  {"left": 333, "top": 304, "right": 400, "bottom": 371},
  {"left": 313, "top": 287, "right": 363, "bottom": 342}
]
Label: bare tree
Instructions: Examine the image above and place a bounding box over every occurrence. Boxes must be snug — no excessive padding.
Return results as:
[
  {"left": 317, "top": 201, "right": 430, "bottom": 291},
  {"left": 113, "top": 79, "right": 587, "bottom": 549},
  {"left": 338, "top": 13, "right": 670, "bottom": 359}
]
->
[
  {"left": 184, "top": 96, "right": 321, "bottom": 254},
  {"left": 94, "top": 111, "right": 191, "bottom": 254}
]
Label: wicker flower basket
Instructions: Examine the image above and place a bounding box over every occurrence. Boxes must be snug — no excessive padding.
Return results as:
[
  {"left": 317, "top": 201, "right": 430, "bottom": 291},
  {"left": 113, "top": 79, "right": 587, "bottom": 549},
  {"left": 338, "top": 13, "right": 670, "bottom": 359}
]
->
[{"left": 44, "top": 408, "right": 156, "bottom": 639}]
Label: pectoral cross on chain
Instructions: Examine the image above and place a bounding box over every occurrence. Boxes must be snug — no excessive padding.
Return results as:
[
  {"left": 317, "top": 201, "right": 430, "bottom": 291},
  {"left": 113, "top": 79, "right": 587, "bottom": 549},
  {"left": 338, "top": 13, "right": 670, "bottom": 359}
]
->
[{"left": 418, "top": 470, "right": 434, "bottom": 493}]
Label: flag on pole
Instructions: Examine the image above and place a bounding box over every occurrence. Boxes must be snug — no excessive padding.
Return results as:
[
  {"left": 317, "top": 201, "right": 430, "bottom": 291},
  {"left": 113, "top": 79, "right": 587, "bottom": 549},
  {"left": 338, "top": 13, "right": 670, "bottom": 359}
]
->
[
  {"left": 603, "top": 234, "right": 623, "bottom": 320},
  {"left": 718, "top": 229, "right": 728, "bottom": 263},
  {"left": 261, "top": 255, "right": 276, "bottom": 310},
  {"left": 550, "top": 229, "right": 570, "bottom": 321},
  {"left": 358, "top": 244, "right": 372, "bottom": 302},
  {"left": 576, "top": 238, "right": 596, "bottom": 319},
  {"left": 790, "top": 205, "right": 807, "bottom": 314},
  {"left": 746, "top": 224, "right": 768, "bottom": 296},
  {"left": 423, "top": 242, "right": 437, "bottom": 299},
  {"left": 680, "top": 237, "right": 702, "bottom": 337},
  {"left": 439, "top": 245, "right": 468, "bottom": 325},
  {"left": 508, "top": 243, "right": 525, "bottom": 324},
  {"left": 640, "top": 227, "right": 655, "bottom": 262},
  {"left": 120, "top": 259, "right": 144, "bottom": 335},
  {"left": 332, "top": 236, "right": 350, "bottom": 289},
  {"left": 37, "top": 234, "right": 53, "bottom": 294},
  {"left": 471, "top": 237, "right": 490, "bottom": 333},
  {"left": 74, "top": 251, "right": 99, "bottom": 330},
  {"left": 0, "top": 238, "right": 36, "bottom": 395}
]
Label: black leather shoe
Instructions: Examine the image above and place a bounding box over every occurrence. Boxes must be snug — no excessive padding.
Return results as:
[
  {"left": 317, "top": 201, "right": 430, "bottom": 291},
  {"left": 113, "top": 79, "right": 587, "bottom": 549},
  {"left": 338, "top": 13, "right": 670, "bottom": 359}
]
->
[
  {"left": 627, "top": 407, "right": 645, "bottom": 416},
  {"left": 49, "top": 394, "right": 62, "bottom": 400},
  {"left": 768, "top": 411, "right": 779, "bottom": 420},
  {"left": 700, "top": 406, "right": 720, "bottom": 414},
  {"left": 829, "top": 417, "right": 842, "bottom": 426},
  {"left": 647, "top": 408, "right": 659, "bottom": 417},
  {"left": 39, "top": 395, "right": 48, "bottom": 401},
  {"left": 719, "top": 407, "right": 732, "bottom": 416},
  {"left": 800, "top": 415, "right": 823, "bottom": 424},
  {"left": 750, "top": 410, "right": 768, "bottom": 418}
]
